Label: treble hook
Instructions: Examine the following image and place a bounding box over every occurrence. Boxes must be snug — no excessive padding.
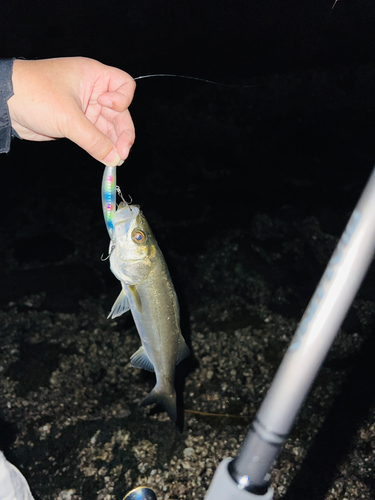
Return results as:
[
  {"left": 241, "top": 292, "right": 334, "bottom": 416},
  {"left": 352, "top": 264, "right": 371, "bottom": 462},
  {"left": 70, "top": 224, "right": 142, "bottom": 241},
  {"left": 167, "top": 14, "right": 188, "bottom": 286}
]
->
[
  {"left": 116, "top": 186, "right": 133, "bottom": 206},
  {"left": 100, "top": 242, "right": 116, "bottom": 262}
]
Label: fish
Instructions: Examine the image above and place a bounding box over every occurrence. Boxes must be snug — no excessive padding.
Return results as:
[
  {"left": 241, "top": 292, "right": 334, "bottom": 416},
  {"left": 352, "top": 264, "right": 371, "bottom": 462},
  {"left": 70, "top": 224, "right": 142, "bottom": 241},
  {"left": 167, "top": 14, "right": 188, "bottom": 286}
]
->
[{"left": 102, "top": 168, "right": 189, "bottom": 422}]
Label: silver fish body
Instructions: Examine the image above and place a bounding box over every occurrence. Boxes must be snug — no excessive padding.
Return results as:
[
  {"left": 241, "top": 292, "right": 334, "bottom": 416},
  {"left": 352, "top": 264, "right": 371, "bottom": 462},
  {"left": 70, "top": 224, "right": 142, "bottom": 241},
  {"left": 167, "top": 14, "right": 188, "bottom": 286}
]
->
[{"left": 108, "top": 203, "right": 189, "bottom": 422}]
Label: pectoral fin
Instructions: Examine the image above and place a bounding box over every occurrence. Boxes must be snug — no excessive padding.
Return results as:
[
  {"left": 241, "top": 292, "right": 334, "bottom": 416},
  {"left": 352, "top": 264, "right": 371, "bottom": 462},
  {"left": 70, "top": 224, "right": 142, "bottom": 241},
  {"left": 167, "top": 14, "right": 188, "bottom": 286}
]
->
[
  {"left": 130, "top": 346, "right": 154, "bottom": 372},
  {"left": 128, "top": 284, "right": 142, "bottom": 313},
  {"left": 107, "top": 289, "right": 130, "bottom": 319}
]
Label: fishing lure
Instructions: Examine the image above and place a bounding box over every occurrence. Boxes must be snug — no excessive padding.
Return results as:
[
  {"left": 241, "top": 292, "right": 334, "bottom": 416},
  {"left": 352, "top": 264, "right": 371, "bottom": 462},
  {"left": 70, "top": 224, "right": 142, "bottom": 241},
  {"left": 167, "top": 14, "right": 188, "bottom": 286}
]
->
[{"left": 101, "top": 166, "right": 117, "bottom": 240}]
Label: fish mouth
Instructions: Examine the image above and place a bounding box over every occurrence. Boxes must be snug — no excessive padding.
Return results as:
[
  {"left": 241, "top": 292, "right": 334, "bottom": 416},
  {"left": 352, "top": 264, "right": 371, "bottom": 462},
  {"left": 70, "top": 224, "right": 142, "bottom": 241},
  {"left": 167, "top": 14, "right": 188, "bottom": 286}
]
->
[{"left": 113, "top": 205, "right": 140, "bottom": 225}]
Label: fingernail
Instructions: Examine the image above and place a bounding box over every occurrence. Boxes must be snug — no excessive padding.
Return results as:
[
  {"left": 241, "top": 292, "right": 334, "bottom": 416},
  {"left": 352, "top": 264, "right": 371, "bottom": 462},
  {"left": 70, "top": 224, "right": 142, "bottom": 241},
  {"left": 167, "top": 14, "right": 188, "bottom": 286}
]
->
[{"left": 103, "top": 149, "right": 121, "bottom": 167}]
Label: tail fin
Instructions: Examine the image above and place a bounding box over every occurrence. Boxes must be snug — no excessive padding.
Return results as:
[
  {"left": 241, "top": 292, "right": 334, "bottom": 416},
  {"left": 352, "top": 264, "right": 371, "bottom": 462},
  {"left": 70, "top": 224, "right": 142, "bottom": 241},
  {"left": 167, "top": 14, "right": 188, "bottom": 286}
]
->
[{"left": 141, "top": 383, "right": 177, "bottom": 423}]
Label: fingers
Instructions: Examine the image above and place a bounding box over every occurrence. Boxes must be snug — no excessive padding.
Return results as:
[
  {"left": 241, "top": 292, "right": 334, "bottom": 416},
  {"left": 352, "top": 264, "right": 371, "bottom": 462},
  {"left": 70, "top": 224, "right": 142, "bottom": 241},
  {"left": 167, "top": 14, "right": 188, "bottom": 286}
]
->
[
  {"left": 65, "top": 111, "right": 129, "bottom": 167},
  {"left": 97, "top": 70, "right": 136, "bottom": 111},
  {"left": 116, "top": 127, "right": 136, "bottom": 160},
  {"left": 92, "top": 80, "right": 136, "bottom": 164},
  {"left": 64, "top": 78, "right": 135, "bottom": 165},
  {"left": 98, "top": 87, "right": 135, "bottom": 113},
  {"left": 112, "top": 109, "right": 135, "bottom": 157},
  {"left": 93, "top": 98, "right": 135, "bottom": 163}
]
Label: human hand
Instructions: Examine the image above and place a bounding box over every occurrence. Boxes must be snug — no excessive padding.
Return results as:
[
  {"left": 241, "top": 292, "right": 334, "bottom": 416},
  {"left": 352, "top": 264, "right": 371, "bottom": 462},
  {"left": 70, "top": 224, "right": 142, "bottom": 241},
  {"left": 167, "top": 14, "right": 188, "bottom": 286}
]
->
[{"left": 8, "top": 57, "right": 136, "bottom": 166}]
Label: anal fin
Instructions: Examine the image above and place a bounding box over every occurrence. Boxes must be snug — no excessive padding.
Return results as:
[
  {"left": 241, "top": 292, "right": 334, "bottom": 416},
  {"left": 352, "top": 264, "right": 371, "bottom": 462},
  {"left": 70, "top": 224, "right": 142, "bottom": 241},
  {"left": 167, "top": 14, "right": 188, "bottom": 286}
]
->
[{"left": 130, "top": 346, "right": 154, "bottom": 372}]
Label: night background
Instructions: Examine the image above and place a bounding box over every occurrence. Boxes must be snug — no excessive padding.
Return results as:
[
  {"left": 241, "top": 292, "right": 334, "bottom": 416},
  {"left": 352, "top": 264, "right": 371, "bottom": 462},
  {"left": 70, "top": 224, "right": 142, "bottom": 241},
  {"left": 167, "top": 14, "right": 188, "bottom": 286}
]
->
[{"left": 1, "top": 1, "right": 375, "bottom": 499}]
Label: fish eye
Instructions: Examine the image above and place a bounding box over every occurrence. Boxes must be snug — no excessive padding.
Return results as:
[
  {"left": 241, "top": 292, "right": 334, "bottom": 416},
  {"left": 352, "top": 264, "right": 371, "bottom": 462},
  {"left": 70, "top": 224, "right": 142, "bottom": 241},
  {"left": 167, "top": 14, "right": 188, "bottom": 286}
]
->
[{"left": 132, "top": 230, "right": 146, "bottom": 244}]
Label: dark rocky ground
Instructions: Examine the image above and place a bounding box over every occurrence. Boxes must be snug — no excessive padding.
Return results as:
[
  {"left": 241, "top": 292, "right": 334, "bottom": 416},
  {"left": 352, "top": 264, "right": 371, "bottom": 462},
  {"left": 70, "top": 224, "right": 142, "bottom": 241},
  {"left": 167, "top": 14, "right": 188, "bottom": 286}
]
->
[{"left": 2, "top": 54, "right": 375, "bottom": 500}]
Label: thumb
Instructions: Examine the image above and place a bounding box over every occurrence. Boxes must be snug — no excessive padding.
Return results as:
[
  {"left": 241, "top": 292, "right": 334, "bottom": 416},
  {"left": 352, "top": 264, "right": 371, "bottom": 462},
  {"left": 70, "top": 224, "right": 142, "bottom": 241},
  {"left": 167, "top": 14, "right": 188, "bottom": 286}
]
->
[{"left": 65, "top": 112, "right": 122, "bottom": 166}]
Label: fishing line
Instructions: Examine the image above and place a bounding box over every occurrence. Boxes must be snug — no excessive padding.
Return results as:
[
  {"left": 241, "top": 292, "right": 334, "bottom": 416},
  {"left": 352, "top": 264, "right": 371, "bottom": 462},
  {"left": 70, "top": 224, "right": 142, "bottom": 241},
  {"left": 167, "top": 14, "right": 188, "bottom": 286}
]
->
[
  {"left": 134, "top": 73, "right": 258, "bottom": 89},
  {"left": 185, "top": 409, "right": 250, "bottom": 420}
]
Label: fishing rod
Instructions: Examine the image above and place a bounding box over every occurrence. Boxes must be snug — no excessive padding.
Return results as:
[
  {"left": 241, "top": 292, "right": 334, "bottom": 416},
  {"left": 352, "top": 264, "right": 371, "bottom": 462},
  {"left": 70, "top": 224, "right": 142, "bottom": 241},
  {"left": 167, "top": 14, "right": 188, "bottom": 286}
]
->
[
  {"left": 204, "top": 167, "right": 375, "bottom": 499},
  {"left": 125, "top": 165, "right": 375, "bottom": 500}
]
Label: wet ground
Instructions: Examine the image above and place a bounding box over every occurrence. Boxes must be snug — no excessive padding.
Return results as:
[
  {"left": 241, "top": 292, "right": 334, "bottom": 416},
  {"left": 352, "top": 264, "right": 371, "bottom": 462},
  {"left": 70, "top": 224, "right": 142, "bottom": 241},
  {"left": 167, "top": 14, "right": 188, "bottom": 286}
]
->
[{"left": 1, "top": 62, "right": 375, "bottom": 500}]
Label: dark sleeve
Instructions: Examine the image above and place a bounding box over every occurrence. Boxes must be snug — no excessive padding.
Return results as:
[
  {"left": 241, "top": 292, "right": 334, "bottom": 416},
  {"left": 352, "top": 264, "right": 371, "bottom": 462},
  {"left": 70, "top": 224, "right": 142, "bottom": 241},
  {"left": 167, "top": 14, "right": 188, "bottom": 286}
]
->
[{"left": 0, "top": 58, "right": 16, "bottom": 154}]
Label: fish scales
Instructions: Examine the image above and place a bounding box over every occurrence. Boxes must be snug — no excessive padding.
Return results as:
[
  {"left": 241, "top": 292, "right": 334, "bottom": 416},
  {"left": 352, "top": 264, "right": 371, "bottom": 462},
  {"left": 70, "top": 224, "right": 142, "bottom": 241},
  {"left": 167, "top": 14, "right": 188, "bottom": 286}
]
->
[{"left": 130, "top": 258, "right": 181, "bottom": 370}]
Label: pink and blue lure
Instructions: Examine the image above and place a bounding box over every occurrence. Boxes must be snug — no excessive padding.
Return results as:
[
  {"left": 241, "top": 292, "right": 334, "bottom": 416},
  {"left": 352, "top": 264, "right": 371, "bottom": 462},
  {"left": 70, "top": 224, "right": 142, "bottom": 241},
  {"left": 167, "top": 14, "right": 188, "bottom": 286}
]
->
[{"left": 101, "top": 166, "right": 117, "bottom": 240}]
